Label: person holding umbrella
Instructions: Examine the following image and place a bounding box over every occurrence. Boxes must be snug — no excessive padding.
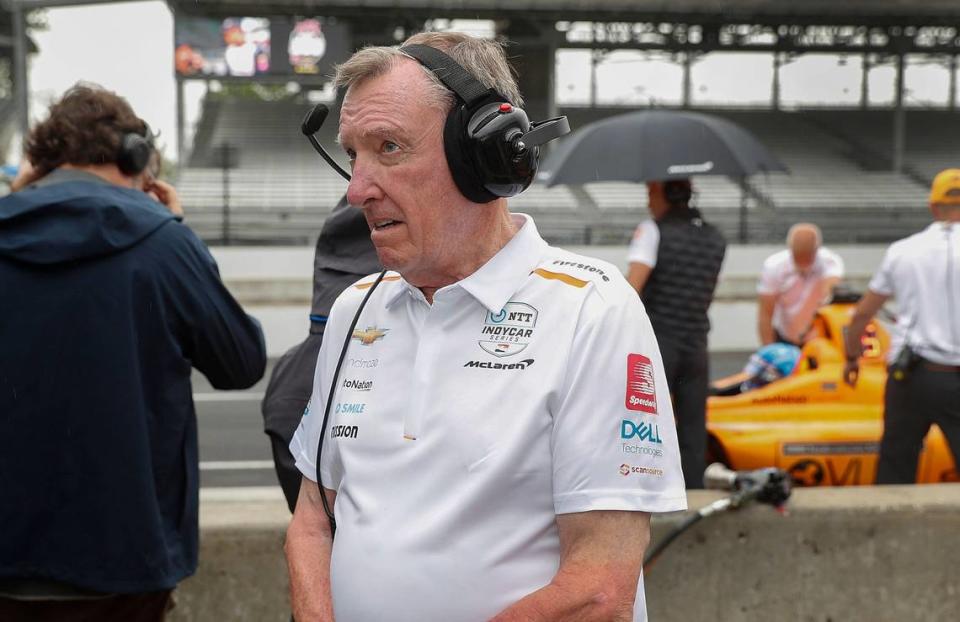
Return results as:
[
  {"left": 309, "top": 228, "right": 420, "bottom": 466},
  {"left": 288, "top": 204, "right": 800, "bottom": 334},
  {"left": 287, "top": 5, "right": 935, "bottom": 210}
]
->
[{"left": 626, "top": 178, "right": 727, "bottom": 489}]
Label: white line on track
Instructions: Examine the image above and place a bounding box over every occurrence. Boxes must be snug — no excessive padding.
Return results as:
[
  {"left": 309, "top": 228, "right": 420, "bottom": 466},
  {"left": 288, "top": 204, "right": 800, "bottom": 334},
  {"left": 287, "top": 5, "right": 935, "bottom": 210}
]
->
[
  {"left": 200, "top": 460, "right": 275, "bottom": 471},
  {"left": 192, "top": 392, "right": 265, "bottom": 402}
]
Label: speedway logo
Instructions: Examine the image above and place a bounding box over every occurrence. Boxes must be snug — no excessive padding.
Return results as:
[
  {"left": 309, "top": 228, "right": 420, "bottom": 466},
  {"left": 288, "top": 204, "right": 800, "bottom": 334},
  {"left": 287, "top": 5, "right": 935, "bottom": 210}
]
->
[
  {"left": 478, "top": 302, "right": 538, "bottom": 357},
  {"left": 463, "top": 358, "right": 535, "bottom": 371},
  {"left": 620, "top": 419, "right": 662, "bottom": 443},
  {"left": 625, "top": 354, "right": 657, "bottom": 414}
]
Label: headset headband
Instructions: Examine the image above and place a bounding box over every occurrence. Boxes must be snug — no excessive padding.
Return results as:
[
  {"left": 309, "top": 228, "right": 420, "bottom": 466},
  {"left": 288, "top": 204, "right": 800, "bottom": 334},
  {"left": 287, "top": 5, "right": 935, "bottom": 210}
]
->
[{"left": 399, "top": 44, "right": 500, "bottom": 107}]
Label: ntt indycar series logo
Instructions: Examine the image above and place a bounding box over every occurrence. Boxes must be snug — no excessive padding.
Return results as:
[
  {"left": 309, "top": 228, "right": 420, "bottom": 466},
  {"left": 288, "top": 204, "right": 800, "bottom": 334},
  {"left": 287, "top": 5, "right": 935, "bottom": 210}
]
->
[
  {"left": 625, "top": 353, "right": 657, "bottom": 414},
  {"left": 478, "top": 302, "right": 538, "bottom": 357}
]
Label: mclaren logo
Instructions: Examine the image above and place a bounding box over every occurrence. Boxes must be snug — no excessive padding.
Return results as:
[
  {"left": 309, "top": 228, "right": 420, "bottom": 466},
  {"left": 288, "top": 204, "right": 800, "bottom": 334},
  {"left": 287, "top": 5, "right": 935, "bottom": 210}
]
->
[
  {"left": 463, "top": 358, "right": 535, "bottom": 371},
  {"left": 352, "top": 326, "right": 389, "bottom": 345}
]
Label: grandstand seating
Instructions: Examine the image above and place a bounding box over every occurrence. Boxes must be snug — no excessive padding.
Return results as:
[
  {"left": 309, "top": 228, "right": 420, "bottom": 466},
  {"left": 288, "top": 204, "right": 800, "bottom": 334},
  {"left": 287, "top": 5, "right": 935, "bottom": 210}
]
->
[{"left": 178, "top": 97, "right": 949, "bottom": 245}]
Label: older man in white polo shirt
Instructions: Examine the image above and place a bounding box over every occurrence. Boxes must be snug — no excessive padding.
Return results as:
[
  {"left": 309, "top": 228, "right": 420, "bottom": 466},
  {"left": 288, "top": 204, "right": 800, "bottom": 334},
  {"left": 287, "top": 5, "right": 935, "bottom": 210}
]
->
[
  {"left": 757, "top": 223, "right": 845, "bottom": 346},
  {"left": 284, "top": 32, "right": 686, "bottom": 622}
]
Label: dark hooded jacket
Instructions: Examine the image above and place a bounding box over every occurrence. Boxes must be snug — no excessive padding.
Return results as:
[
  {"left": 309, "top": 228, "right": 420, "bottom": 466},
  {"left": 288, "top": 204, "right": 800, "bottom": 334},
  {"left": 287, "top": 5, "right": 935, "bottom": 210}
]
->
[{"left": 0, "top": 170, "right": 266, "bottom": 594}]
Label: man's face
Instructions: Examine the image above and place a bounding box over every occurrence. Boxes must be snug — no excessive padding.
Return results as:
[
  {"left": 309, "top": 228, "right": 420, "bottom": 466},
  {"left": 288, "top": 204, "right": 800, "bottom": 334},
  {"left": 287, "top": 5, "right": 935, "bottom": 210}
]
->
[{"left": 340, "top": 60, "right": 470, "bottom": 285}]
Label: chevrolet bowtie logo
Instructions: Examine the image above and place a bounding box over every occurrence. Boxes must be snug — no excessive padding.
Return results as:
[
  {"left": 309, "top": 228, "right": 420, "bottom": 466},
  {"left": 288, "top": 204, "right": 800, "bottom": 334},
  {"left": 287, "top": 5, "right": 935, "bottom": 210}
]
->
[{"left": 352, "top": 326, "right": 389, "bottom": 345}]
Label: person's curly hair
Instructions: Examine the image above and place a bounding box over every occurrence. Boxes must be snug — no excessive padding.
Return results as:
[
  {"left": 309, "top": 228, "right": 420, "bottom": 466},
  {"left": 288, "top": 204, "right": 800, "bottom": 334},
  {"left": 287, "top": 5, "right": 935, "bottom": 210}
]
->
[{"left": 25, "top": 83, "right": 149, "bottom": 175}]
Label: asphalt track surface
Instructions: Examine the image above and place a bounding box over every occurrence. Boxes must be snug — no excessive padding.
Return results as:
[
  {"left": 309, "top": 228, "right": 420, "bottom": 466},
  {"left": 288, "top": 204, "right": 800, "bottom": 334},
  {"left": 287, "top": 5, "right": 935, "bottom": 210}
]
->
[{"left": 197, "top": 352, "right": 749, "bottom": 488}]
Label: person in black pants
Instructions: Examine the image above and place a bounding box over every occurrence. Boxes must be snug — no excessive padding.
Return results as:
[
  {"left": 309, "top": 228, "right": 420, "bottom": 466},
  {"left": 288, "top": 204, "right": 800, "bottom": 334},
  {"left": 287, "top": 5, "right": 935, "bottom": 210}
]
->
[
  {"left": 261, "top": 195, "right": 380, "bottom": 511},
  {"left": 626, "top": 179, "right": 727, "bottom": 488},
  {"left": 844, "top": 168, "right": 960, "bottom": 484}
]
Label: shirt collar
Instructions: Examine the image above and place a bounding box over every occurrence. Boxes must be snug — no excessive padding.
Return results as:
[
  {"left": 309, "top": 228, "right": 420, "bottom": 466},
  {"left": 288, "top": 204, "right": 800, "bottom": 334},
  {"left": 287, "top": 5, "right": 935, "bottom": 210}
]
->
[{"left": 385, "top": 213, "right": 548, "bottom": 313}]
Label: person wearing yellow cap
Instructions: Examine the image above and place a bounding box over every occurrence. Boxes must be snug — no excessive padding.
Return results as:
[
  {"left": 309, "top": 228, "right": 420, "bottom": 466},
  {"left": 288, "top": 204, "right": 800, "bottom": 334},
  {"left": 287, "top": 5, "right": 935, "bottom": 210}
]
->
[{"left": 843, "top": 168, "right": 960, "bottom": 484}]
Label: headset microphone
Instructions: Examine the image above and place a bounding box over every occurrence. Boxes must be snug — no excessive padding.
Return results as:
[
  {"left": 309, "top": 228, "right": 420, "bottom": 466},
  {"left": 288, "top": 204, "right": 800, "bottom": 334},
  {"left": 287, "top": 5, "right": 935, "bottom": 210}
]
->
[{"left": 301, "top": 103, "right": 351, "bottom": 182}]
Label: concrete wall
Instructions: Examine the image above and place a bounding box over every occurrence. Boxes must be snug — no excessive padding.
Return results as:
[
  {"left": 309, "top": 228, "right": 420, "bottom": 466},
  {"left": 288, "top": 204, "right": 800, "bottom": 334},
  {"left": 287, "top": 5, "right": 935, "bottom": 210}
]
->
[{"left": 171, "top": 484, "right": 960, "bottom": 621}]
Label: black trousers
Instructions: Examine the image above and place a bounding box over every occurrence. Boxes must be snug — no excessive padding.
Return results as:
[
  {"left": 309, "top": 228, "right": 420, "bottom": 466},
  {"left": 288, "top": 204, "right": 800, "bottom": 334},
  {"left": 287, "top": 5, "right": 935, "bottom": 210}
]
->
[
  {"left": 0, "top": 590, "right": 172, "bottom": 622},
  {"left": 877, "top": 363, "right": 960, "bottom": 484},
  {"left": 657, "top": 336, "right": 709, "bottom": 489}
]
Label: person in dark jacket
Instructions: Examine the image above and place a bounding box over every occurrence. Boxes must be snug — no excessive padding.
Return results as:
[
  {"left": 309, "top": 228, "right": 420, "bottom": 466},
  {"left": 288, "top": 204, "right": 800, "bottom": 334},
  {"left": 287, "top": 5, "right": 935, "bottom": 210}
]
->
[
  {"left": 626, "top": 179, "right": 727, "bottom": 488},
  {"left": 0, "top": 84, "right": 266, "bottom": 621},
  {"left": 261, "top": 195, "right": 380, "bottom": 512}
]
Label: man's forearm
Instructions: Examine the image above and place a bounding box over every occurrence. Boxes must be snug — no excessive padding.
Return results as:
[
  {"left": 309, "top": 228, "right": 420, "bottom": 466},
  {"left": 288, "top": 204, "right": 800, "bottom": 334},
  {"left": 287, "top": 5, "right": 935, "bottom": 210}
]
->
[
  {"left": 758, "top": 315, "right": 775, "bottom": 345},
  {"left": 285, "top": 514, "right": 335, "bottom": 621},
  {"left": 489, "top": 565, "right": 636, "bottom": 622}
]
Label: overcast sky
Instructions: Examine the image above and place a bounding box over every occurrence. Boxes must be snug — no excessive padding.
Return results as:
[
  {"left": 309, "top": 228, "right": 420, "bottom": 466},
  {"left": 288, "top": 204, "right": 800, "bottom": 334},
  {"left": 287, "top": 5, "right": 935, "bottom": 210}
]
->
[{"left": 24, "top": 1, "right": 956, "bottom": 164}]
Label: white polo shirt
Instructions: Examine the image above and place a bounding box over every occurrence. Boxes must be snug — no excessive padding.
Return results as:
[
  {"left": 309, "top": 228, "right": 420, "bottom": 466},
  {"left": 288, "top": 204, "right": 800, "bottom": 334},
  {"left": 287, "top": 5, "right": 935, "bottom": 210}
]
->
[
  {"left": 757, "top": 247, "right": 845, "bottom": 340},
  {"left": 291, "top": 214, "right": 686, "bottom": 622},
  {"left": 869, "top": 221, "right": 960, "bottom": 365}
]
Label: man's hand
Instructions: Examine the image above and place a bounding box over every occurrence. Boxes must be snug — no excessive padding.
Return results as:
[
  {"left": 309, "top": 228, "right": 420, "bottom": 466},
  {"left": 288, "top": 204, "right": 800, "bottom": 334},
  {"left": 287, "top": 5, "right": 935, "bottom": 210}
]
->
[
  {"left": 144, "top": 179, "right": 184, "bottom": 218},
  {"left": 10, "top": 159, "right": 42, "bottom": 192},
  {"left": 842, "top": 290, "right": 890, "bottom": 389},
  {"left": 489, "top": 511, "right": 649, "bottom": 622},
  {"left": 286, "top": 479, "right": 336, "bottom": 621},
  {"left": 843, "top": 358, "right": 860, "bottom": 387}
]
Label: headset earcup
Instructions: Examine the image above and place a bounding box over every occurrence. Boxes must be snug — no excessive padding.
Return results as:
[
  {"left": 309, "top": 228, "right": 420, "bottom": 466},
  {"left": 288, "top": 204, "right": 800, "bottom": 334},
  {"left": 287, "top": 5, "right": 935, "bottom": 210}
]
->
[
  {"left": 118, "top": 133, "right": 151, "bottom": 177},
  {"left": 443, "top": 105, "right": 499, "bottom": 204}
]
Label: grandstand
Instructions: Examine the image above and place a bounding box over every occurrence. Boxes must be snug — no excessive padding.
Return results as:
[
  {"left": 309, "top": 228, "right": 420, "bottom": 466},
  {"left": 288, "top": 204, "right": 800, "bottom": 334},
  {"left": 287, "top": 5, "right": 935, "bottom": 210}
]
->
[
  {"left": 168, "top": 0, "right": 958, "bottom": 245},
  {"left": 178, "top": 99, "right": 937, "bottom": 245}
]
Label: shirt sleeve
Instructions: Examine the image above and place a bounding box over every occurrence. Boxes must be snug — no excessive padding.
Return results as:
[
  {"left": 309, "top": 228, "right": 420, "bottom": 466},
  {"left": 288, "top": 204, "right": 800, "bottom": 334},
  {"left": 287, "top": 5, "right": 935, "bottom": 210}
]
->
[
  {"left": 822, "top": 248, "right": 845, "bottom": 279},
  {"left": 868, "top": 247, "right": 897, "bottom": 296},
  {"left": 550, "top": 284, "right": 687, "bottom": 515},
  {"left": 756, "top": 255, "right": 780, "bottom": 295},
  {"left": 289, "top": 294, "right": 352, "bottom": 487},
  {"left": 626, "top": 220, "right": 660, "bottom": 268}
]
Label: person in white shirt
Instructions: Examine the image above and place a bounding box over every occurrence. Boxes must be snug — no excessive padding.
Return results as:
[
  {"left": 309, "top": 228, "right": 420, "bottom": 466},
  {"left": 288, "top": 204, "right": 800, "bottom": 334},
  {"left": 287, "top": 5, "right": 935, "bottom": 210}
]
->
[
  {"left": 844, "top": 168, "right": 960, "bottom": 484},
  {"left": 284, "top": 31, "right": 686, "bottom": 622},
  {"left": 757, "top": 223, "right": 845, "bottom": 346}
]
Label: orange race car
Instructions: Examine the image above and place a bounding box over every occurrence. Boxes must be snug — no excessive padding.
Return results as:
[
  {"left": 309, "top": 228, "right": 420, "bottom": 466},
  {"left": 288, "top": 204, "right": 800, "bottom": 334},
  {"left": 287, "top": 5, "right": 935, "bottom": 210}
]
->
[{"left": 706, "top": 294, "right": 957, "bottom": 486}]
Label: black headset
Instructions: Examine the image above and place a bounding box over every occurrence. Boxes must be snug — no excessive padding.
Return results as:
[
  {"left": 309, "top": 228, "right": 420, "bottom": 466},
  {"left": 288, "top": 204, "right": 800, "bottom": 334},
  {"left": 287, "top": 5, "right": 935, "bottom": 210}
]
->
[
  {"left": 117, "top": 132, "right": 153, "bottom": 177},
  {"left": 399, "top": 44, "right": 569, "bottom": 203}
]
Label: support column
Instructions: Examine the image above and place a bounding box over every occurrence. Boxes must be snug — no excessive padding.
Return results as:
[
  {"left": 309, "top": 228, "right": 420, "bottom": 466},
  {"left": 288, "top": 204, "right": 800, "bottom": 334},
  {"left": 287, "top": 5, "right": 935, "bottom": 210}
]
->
[
  {"left": 893, "top": 54, "right": 906, "bottom": 174},
  {"left": 682, "top": 52, "right": 693, "bottom": 108},
  {"left": 860, "top": 54, "right": 870, "bottom": 109},
  {"left": 590, "top": 50, "right": 600, "bottom": 108},
  {"left": 176, "top": 79, "right": 185, "bottom": 175},
  {"left": 497, "top": 19, "right": 554, "bottom": 123},
  {"left": 949, "top": 55, "right": 957, "bottom": 112},
  {"left": 12, "top": 2, "right": 29, "bottom": 138},
  {"left": 772, "top": 52, "right": 782, "bottom": 110}
]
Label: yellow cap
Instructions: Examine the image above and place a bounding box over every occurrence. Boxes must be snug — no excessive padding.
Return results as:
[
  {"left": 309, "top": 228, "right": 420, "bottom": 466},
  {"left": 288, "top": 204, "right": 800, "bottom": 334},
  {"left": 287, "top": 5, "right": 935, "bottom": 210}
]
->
[{"left": 929, "top": 168, "right": 960, "bottom": 206}]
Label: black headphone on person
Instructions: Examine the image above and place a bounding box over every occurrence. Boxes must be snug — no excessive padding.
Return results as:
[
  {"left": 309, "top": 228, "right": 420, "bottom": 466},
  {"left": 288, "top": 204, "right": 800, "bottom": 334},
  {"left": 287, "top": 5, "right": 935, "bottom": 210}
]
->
[
  {"left": 399, "top": 44, "right": 569, "bottom": 203},
  {"left": 117, "top": 132, "right": 153, "bottom": 177}
]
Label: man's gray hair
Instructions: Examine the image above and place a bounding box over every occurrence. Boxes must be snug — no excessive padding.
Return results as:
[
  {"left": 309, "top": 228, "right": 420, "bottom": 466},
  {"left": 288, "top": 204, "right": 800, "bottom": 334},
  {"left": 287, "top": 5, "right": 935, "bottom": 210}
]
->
[
  {"left": 786, "top": 222, "right": 822, "bottom": 248},
  {"left": 333, "top": 31, "right": 523, "bottom": 111}
]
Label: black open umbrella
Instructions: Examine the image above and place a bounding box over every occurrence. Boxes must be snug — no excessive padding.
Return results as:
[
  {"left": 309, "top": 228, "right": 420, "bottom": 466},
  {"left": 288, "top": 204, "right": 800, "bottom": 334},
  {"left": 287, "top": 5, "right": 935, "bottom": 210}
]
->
[
  {"left": 537, "top": 109, "right": 788, "bottom": 186},
  {"left": 536, "top": 110, "right": 788, "bottom": 242}
]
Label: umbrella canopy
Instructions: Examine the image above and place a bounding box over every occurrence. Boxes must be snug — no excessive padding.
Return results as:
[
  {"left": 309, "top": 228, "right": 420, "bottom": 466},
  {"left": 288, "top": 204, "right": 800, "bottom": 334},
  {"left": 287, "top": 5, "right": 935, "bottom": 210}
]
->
[{"left": 538, "top": 110, "right": 788, "bottom": 187}]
